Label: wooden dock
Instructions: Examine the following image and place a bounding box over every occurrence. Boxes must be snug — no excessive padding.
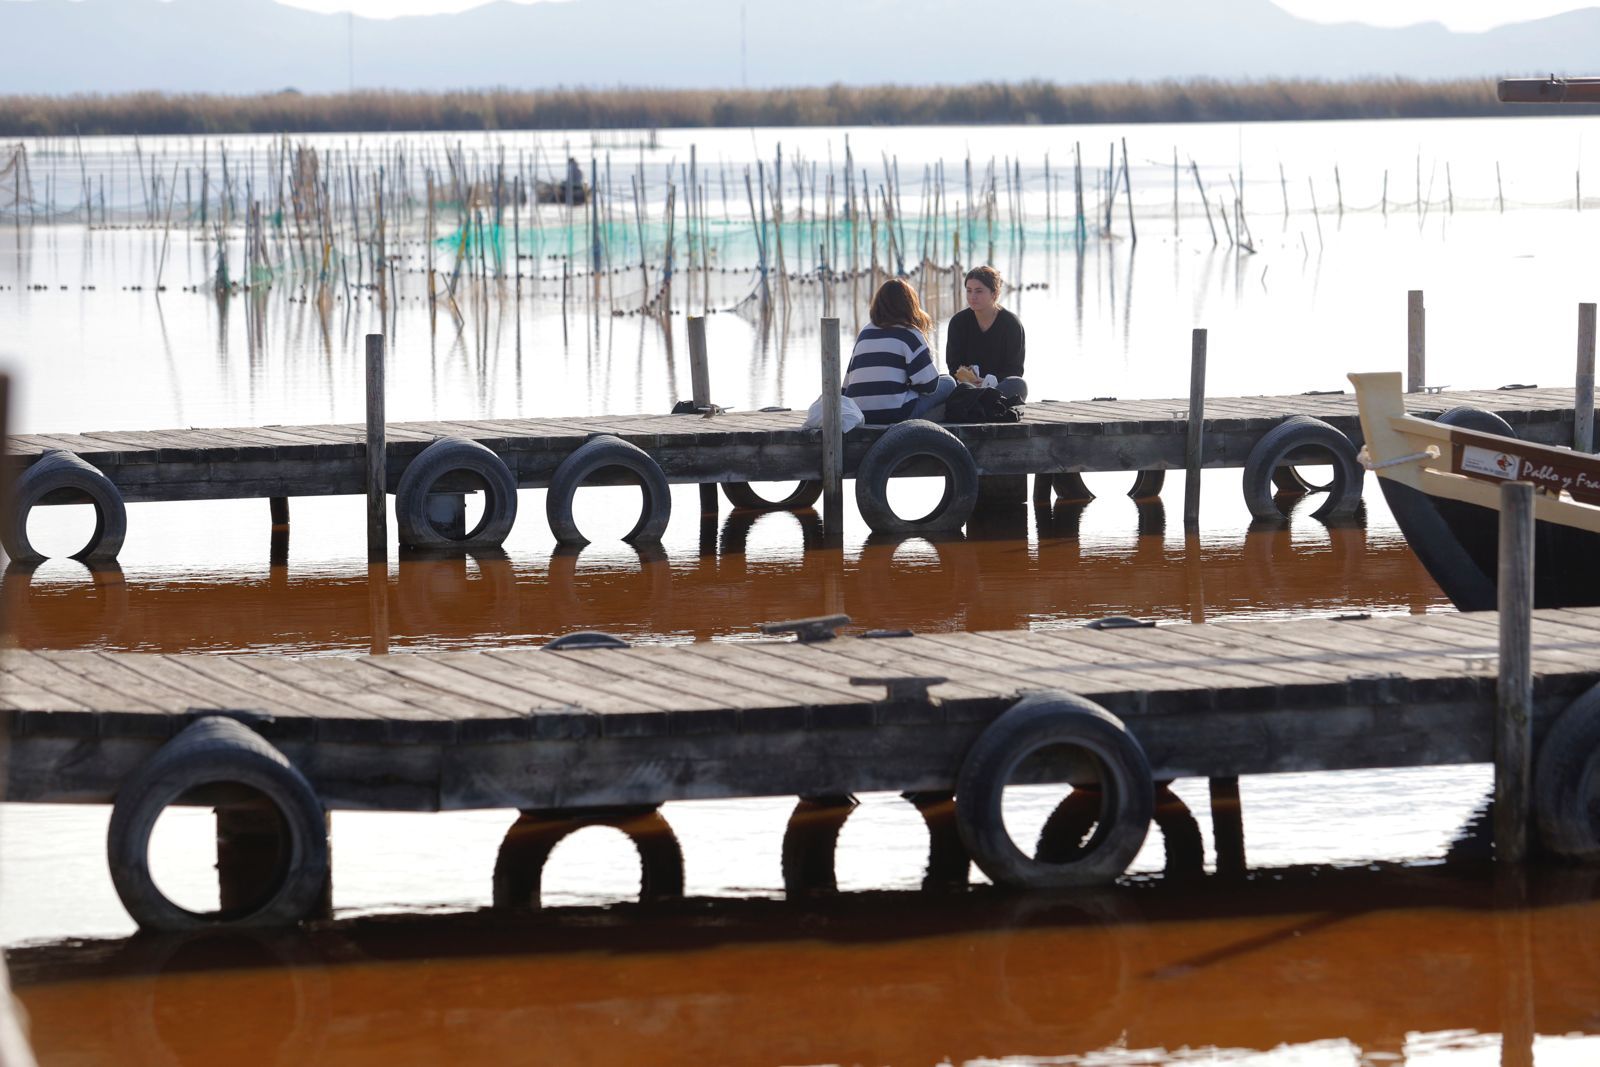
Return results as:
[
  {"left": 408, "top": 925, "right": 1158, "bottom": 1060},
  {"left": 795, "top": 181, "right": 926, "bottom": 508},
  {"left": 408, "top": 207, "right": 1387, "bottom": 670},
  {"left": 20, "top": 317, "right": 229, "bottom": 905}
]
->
[
  {"left": 4, "top": 606, "right": 1599, "bottom": 929},
  {"left": 7, "top": 608, "right": 1598, "bottom": 810},
  {"left": 6, "top": 386, "right": 1583, "bottom": 500}
]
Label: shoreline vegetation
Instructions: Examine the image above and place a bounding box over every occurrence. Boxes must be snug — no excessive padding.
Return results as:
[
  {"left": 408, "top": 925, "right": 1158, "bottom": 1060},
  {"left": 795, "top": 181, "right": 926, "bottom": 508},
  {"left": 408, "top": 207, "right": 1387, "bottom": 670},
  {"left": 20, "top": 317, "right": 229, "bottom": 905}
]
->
[{"left": 2, "top": 78, "right": 1594, "bottom": 137}]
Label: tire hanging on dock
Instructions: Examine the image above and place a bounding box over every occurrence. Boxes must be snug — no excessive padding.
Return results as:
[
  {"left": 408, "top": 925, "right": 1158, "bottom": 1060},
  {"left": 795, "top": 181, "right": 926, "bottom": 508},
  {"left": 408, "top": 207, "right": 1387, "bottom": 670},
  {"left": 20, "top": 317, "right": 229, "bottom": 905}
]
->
[
  {"left": 546, "top": 434, "right": 672, "bottom": 546},
  {"left": 1240, "top": 415, "right": 1365, "bottom": 522},
  {"left": 492, "top": 807, "right": 684, "bottom": 910},
  {"left": 394, "top": 436, "right": 519, "bottom": 550},
  {"left": 1533, "top": 682, "right": 1600, "bottom": 861},
  {"left": 1, "top": 449, "right": 128, "bottom": 564},
  {"left": 1435, "top": 405, "right": 1519, "bottom": 439},
  {"left": 854, "top": 420, "right": 979, "bottom": 535},
  {"left": 721, "top": 480, "right": 823, "bottom": 511},
  {"left": 955, "top": 690, "right": 1154, "bottom": 889},
  {"left": 106, "top": 716, "right": 330, "bottom": 931}
]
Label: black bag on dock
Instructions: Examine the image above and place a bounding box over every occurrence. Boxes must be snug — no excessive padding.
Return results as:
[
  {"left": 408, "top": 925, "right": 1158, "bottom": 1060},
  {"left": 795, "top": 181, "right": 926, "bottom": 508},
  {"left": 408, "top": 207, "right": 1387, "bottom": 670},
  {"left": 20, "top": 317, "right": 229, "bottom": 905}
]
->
[{"left": 944, "top": 382, "right": 1023, "bottom": 423}]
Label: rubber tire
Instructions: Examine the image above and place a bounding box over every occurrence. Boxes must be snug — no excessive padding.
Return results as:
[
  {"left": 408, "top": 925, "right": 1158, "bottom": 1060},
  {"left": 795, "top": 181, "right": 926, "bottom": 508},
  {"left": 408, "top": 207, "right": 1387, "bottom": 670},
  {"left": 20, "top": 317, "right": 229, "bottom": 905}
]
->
[
  {"left": 1241, "top": 415, "right": 1364, "bottom": 522},
  {"left": 492, "top": 807, "right": 685, "bottom": 910},
  {"left": 721, "top": 480, "right": 823, "bottom": 511},
  {"left": 1437, "top": 405, "right": 1519, "bottom": 440},
  {"left": 107, "top": 716, "right": 329, "bottom": 931},
  {"left": 956, "top": 691, "right": 1154, "bottom": 888},
  {"left": 1051, "top": 473, "right": 1096, "bottom": 504},
  {"left": 1, "top": 449, "right": 127, "bottom": 564},
  {"left": 547, "top": 434, "right": 672, "bottom": 546},
  {"left": 1533, "top": 682, "right": 1600, "bottom": 861},
  {"left": 394, "top": 436, "right": 519, "bottom": 550},
  {"left": 1128, "top": 470, "right": 1166, "bottom": 501},
  {"left": 855, "top": 420, "right": 979, "bottom": 535}
]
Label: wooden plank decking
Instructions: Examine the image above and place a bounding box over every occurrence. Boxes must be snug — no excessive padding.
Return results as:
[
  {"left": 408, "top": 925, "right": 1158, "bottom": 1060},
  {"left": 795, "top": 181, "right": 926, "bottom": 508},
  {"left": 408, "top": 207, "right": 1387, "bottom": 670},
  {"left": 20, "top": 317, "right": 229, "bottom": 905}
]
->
[
  {"left": 4, "top": 387, "right": 1585, "bottom": 502},
  {"left": 5, "top": 608, "right": 1597, "bottom": 814}
]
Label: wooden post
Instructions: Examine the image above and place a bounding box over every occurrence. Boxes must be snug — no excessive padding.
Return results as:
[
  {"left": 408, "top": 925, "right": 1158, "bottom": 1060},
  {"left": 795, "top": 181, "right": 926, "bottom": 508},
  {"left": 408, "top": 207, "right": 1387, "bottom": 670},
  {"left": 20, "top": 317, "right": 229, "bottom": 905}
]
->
[
  {"left": 1184, "top": 329, "right": 1207, "bottom": 529},
  {"left": 1407, "top": 290, "right": 1426, "bottom": 394},
  {"left": 687, "top": 316, "right": 718, "bottom": 515},
  {"left": 365, "top": 333, "right": 386, "bottom": 562},
  {"left": 269, "top": 496, "right": 290, "bottom": 529},
  {"left": 1577, "top": 302, "right": 1596, "bottom": 453},
  {"left": 1209, "top": 776, "right": 1246, "bottom": 876},
  {"left": 1495, "top": 480, "right": 1535, "bottom": 865},
  {"left": 820, "top": 317, "right": 844, "bottom": 540}
]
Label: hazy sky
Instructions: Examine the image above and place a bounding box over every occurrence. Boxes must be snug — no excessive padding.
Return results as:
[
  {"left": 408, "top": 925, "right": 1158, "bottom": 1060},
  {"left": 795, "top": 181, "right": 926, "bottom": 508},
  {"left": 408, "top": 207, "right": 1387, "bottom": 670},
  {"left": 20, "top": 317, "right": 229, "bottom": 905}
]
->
[{"left": 274, "top": 0, "right": 1600, "bottom": 34}]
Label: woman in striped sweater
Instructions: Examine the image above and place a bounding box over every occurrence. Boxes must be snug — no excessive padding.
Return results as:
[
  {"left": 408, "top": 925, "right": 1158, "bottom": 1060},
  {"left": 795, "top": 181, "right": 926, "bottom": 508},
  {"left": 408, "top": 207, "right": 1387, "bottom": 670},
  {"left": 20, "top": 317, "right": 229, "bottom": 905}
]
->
[{"left": 842, "top": 279, "right": 957, "bottom": 425}]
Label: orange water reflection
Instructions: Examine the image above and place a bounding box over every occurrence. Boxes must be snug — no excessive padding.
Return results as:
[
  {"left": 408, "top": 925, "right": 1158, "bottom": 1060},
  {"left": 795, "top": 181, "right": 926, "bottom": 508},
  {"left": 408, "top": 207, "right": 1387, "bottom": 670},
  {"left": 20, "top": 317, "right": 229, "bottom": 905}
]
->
[
  {"left": 8, "top": 862, "right": 1598, "bottom": 1066},
  {"left": 0, "top": 509, "right": 1444, "bottom": 654}
]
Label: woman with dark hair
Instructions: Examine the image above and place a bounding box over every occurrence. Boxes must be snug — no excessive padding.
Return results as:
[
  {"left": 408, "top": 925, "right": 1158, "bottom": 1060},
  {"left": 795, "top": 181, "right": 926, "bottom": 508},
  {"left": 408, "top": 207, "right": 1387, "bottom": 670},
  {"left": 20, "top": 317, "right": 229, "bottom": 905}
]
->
[
  {"left": 946, "top": 265, "right": 1027, "bottom": 402},
  {"left": 843, "top": 278, "right": 957, "bottom": 424}
]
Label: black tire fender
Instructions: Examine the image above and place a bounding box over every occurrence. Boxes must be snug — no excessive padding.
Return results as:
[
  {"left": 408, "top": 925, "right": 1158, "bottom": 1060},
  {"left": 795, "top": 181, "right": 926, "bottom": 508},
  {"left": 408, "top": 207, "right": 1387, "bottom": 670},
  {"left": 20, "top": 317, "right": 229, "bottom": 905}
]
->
[
  {"left": 1241, "top": 415, "right": 1364, "bottom": 522},
  {"left": 492, "top": 807, "right": 684, "bottom": 910},
  {"left": 721, "top": 480, "right": 823, "bottom": 511},
  {"left": 1534, "top": 682, "right": 1600, "bottom": 861},
  {"left": 1, "top": 449, "right": 127, "bottom": 564},
  {"left": 106, "top": 716, "right": 329, "bottom": 931},
  {"left": 394, "top": 436, "right": 519, "bottom": 550},
  {"left": 546, "top": 434, "right": 672, "bottom": 546},
  {"left": 855, "top": 419, "right": 979, "bottom": 535},
  {"left": 956, "top": 690, "right": 1154, "bottom": 888},
  {"left": 1436, "top": 405, "right": 1519, "bottom": 439}
]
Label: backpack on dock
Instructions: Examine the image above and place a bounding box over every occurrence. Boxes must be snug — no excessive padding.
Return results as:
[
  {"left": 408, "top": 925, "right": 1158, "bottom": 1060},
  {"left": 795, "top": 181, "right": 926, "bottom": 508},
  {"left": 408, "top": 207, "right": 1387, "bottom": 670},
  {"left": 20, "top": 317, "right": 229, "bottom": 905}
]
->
[{"left": 943, "top": 382, "right": 1023, "bottom": 423}]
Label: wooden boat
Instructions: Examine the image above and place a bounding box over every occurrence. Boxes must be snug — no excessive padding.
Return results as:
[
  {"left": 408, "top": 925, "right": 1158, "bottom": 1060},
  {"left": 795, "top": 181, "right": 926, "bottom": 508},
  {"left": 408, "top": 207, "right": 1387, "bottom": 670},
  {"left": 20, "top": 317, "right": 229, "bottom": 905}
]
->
[{"left": 1349, "top": 371, "right": 1600, "bottom": 610}]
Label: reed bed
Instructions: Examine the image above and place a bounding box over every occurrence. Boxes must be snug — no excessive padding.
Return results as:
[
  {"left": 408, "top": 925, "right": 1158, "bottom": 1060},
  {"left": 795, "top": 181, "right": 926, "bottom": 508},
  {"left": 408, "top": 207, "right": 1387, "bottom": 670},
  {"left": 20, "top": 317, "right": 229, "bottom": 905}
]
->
[{"left": 2, "top": 78, "right": 1593, "bottom": 137}]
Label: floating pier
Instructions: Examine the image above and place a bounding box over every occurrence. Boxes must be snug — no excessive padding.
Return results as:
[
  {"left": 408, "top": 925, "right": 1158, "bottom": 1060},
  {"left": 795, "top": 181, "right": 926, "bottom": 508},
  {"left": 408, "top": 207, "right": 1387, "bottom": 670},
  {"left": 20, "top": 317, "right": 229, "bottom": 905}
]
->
[
  {"left": 2, "top": 384, "right": 1587, "bottom": 561},
  {"left": 4, "top": 608, "right": 1598, "bottom": 930}
]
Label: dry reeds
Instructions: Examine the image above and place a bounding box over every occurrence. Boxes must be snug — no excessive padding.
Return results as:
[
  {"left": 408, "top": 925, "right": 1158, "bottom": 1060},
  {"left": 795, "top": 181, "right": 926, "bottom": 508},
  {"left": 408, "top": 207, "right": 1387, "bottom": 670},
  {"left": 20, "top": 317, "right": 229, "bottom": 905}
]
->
[{"left": 0, "top": 78, "right": 1589, "bottom": 137}]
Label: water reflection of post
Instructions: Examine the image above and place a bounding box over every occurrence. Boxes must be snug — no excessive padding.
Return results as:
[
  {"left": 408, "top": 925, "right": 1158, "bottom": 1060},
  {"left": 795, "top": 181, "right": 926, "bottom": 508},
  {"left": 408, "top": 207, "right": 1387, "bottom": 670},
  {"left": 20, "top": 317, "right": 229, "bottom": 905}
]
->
[
  {"left": 367, "top": 561, "right": 389, "bottom": 655},
  {"left": 1183, "top": 531, "right": 1205, "bottom": 625},
  {"left": 1495, "top": 869, "right": 1536, "bottom": 1067}
]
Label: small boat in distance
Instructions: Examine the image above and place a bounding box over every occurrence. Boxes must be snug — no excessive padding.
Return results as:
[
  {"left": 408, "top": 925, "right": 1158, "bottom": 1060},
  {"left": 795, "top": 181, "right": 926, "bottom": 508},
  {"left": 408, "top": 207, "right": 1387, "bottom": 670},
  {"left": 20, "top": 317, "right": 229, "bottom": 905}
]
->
[{"left": 1349, "top": 371, "right": 1600, "bottom": 611}]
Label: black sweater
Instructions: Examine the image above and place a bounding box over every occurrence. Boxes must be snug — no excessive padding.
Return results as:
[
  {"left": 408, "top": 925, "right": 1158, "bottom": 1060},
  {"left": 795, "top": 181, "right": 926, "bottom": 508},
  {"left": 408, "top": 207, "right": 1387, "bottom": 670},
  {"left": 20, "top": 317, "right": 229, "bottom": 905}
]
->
[{"left": 945, "top": 307, "right": 1026, "bottom": 381}]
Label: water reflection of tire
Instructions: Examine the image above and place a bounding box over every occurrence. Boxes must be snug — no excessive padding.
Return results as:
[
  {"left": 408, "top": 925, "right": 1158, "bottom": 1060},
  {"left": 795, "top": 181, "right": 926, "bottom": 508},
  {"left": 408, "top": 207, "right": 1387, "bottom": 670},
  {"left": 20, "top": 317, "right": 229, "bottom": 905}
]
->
[
  {"left": 1, "top": 559, "right": 131, "bottom": 648},
  {"left": 547, "top": 542, "right": 672, "bottom": 633},
  {"left": 492, "top": 807, "right": 685, "bottom": 910},
  {"left": 981, "top": 888, "right": 1135, "bottom": 1045},
  {"left": 855, "top": 533, "right": 978, "bottom": 632},
  {"left": 109, "top": 928, "right": 330, "bottom": 1067},
  {"left": 392, "top": 549, "right": 518, "bottom": 638},
  {"left": 718, "top": 507, "right": 826, "bottom": 564}
]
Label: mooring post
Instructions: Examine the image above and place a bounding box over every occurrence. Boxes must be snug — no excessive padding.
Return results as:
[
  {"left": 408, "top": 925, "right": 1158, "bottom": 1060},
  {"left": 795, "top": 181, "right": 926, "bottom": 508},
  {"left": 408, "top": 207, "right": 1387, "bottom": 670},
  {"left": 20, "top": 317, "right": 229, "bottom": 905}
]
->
[
  {"left": 687, "top": 316, "right": 718, "bottom": 515},
  {"left": 269, "top": 495, "right": 289, "bottom": 529},
  {"left": 1407, "top": 290, "right": 1426, "bottom": 393},
  {"left": 1577, "top": 302, "right": 1596, "bottom": 453},
  {"left": 1495, "top": 480, "right": 1535, "bottom": 864},
  {"left": 820, "top": 316, "right": 844, "bottom": 540},
  {"left": 365, "top": 333, "right": 387, "bottom": 562},
  {"left": 1183, "top": 328, "right": 1207, "bottom": 528},
  {"left": 1208, "top": 776, "right": 1246, "bottom": 876}
]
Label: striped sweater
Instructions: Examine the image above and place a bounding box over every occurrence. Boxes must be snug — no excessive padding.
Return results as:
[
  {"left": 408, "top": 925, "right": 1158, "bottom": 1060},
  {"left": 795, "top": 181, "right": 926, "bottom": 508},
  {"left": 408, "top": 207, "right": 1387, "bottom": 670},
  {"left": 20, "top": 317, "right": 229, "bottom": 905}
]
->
[{"left": 841, "top": 324, "right": 938, "bottom": 425}]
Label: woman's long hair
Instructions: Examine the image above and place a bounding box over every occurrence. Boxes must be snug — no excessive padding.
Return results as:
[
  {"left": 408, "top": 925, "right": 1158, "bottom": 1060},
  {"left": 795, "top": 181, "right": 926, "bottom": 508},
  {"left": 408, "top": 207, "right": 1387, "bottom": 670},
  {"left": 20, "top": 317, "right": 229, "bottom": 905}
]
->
[{"left": 869, "top": 278, "right": 932, "bottom": 337}]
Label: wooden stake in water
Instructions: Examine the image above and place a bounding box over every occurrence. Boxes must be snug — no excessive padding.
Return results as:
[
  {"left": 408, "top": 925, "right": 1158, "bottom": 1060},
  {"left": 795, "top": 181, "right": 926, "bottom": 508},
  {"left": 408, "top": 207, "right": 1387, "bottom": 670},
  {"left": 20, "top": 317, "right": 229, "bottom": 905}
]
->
[
  {"left": 365, "top": 333, "right": 387, "bottom": 563},
  {"left": 1184, "top": 328, "right": 1207, "bottom": 529},
  {"left": 820, "top": 317, "right": 844, "bottom": 540},
  {"left": 1121, "top": 137, "right": 1136, "bottom": 245},
  {"left": 1497, "top": 162, "right": 1506, "bottom": 213},
  {"left": 1495, "top": 479, "right": 1535, "bottom": 865},
  {"left": 1190, "top": 160, "right": 1216, "bottom": 246},
  {"left": 1407, "top": 290, "right": 1426, "bottom": 394},
  {"left": 688, "top": 316, "right": 718, "bottom": 515},
  {"left": 1578, "top": 302, "right": 1596, "bottom": 453}
]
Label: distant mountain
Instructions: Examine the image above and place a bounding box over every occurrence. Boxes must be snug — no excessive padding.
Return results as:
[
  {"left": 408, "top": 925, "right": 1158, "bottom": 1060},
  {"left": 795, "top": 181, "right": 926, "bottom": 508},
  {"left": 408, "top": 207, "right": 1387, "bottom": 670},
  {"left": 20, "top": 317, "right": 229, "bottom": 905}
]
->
[{"left": 0, "top": 0, "right": 1596, "bottom": 94}]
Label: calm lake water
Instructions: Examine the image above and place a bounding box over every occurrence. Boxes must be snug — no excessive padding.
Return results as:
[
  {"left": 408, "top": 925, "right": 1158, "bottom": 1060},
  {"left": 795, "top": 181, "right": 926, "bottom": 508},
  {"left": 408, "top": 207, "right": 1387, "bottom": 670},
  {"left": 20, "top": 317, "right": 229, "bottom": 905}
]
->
[{"left": 3, "top": 116, "right": 1600, "bottom": 1064}]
